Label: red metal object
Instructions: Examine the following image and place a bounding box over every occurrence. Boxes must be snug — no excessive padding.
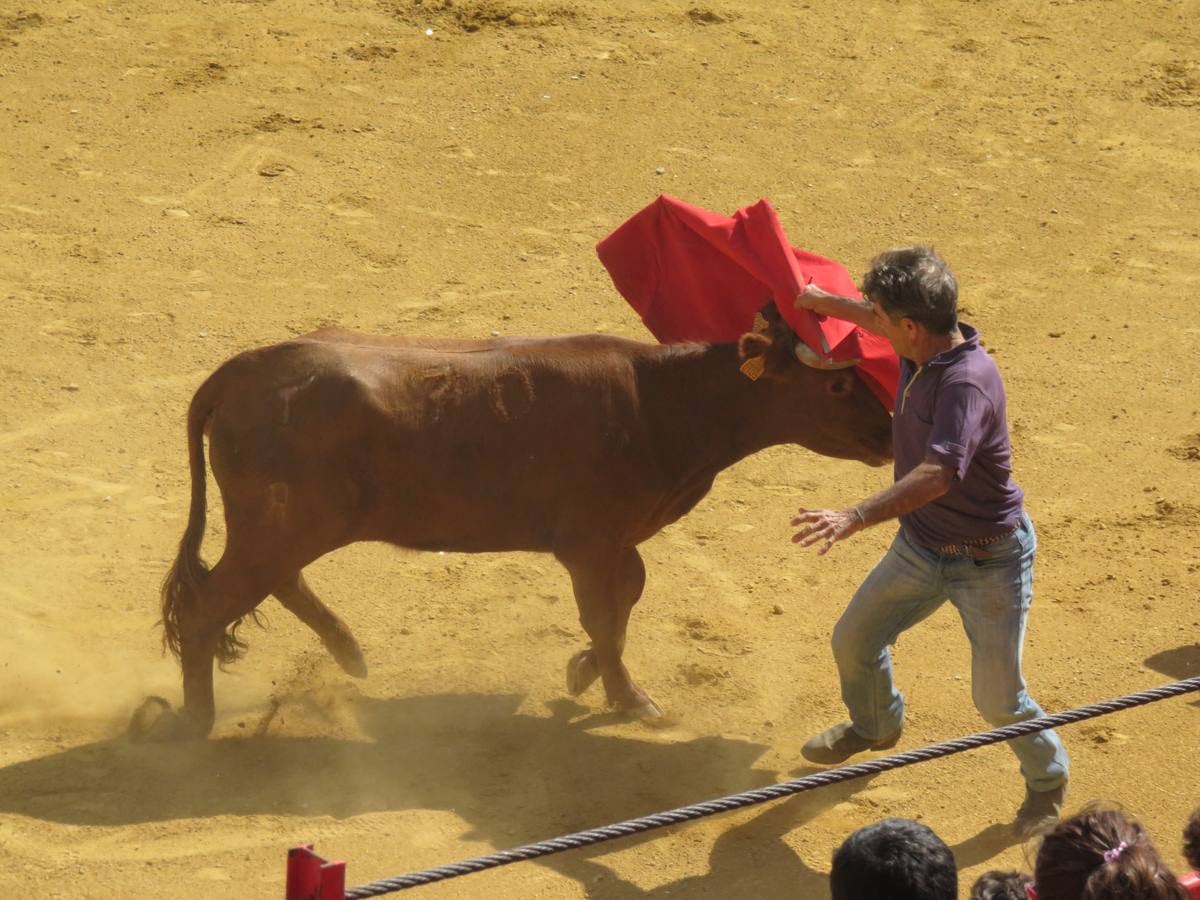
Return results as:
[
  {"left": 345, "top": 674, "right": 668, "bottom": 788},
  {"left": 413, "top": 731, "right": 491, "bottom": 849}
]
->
[
  {"left": 1180, "top": 871, "right": 1200, "bottom": 900},
  {"left": 286, "top": 844, "right": 346, "bottom": 900}
]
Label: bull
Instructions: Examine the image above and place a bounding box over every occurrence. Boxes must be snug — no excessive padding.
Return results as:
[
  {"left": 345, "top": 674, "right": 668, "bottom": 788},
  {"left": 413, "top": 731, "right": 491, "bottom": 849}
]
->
[{"left": 134, "top": 306, "right": 891, "bottom": 739}]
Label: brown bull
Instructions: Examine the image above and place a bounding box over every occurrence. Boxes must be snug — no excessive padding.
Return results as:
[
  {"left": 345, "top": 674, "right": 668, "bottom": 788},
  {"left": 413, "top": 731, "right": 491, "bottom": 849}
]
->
[{"left": 136, "top": 306, "right": 892, "bottom": 739}]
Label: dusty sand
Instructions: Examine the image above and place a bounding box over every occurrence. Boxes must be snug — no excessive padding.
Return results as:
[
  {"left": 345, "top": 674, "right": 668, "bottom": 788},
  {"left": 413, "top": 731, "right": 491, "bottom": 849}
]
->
[{"left": 1, "top": 0, "right": 1198, "bottom": 897}]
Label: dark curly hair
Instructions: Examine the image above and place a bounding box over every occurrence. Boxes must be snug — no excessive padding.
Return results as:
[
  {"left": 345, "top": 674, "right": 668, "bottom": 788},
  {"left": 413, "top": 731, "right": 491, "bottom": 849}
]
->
[
  {"left": 830, "top": 818, "right": 957, "bottom": 900},
  {"left": 970, "top": 869, "right": 1033, "bottom": 900},
  {"left": 1183, "top": 807, "right": 1200, "bottom": 872},
  {"left": 1035, "top": 803, "right": 1188, "bottom": 900}
]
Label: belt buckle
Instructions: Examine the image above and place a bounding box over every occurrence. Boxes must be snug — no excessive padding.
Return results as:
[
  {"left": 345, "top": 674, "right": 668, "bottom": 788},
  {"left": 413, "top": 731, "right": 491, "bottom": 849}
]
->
[{"left": 939, "top": 542, "right": 992, "bottom": 560}]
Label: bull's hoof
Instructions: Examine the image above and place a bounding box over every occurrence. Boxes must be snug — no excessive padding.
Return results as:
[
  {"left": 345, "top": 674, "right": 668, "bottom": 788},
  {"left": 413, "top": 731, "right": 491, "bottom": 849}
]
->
[
  {"left": 566, "top": 649, "right": 600, "bottom": 696},
  {"left": 128, "top": 695, "right": 172, "bottom": 739},
  {"left": 327, "top": 637, "right": 368, "bottom": 679},
  {"left": 127, "top": 697, "right": 212, "bottom": 742},
  {"left": 624, "top": 696, "right": 665, "bottom": 721}
]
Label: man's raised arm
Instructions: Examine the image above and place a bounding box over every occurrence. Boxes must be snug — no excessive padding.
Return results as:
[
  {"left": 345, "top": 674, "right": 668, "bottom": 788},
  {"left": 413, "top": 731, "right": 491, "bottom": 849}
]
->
[{"left": 795, "top": 283, "right": 885, "bottom": 336}]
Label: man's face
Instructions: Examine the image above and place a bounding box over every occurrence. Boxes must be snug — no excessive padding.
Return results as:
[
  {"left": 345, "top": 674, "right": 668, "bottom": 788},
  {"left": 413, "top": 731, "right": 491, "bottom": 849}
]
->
[{"left": 867, "top": 296, "right": 917, "bottom": 358}]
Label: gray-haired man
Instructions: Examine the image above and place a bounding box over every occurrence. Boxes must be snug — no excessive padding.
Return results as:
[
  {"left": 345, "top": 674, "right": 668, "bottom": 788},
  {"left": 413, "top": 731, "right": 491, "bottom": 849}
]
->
[{"left": 792, "top": 246, "right": 1068, "bottom": 836}]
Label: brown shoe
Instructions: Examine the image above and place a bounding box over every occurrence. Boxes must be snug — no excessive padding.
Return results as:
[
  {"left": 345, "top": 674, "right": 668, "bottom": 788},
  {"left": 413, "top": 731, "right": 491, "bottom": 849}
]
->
[
  {"left": 1013, "top": 783, "right": 1067, "bottom": 839},
  {"left": 801, "top": 721, "right": 902, "bottom": 765}
]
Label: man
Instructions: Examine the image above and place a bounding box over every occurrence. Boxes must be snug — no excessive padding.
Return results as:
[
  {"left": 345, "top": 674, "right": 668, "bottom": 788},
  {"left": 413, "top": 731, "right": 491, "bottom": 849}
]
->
[
  {"left": 792, "top": 245, "right": 1068, "bottom": 836},
  {"left": 830, "top": 818, "right": 957, "bottom": 900}
]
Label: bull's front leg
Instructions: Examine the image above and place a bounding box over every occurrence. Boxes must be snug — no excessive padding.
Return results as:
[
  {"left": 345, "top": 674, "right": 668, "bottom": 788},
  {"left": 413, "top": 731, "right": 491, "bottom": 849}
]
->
[{"left": 558, "top": 546, "right": 661, "bottom": 720}]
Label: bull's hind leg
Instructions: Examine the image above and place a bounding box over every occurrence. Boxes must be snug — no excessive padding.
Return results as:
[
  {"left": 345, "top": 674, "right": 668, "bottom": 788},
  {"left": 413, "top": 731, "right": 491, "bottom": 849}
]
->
[
  {"left": 273, "top": 572, "right": 367, "bottom": 678},
  {"left": 560, "top": 546, "right": 660, "bottom": 720},
  {"left": 136, "top": 550, "right": 280, "bottom": 741}
]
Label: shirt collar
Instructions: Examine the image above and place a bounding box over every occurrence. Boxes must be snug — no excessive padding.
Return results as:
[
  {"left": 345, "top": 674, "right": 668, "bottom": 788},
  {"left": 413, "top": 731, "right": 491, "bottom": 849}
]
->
[{"left": 925, "top": 323, "right": 979, "bottom": 367}]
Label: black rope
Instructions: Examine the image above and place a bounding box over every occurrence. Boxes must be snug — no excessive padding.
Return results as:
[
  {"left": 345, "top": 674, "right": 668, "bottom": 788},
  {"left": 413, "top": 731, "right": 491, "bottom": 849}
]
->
[{"left": 342, "top": 675, "right": 1200, "bottom": 898}]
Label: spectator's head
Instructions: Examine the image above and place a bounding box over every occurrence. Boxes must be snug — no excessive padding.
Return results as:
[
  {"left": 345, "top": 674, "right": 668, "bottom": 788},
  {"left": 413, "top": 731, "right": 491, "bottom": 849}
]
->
[
  {"left": 1183, "top": 807, "right": 1200, "bottom": 872},
  {"left": 861, "top": 245, "right": 959, "bottom": 336},
  {"left": 970, "top": 869, "right": 1033, "bottom": 900},
  {"left": 830, "top": 818, "right": 957, "bottom": 900},
  {"left": 1034, "top": 803, "right": 1187, "bottom": 900}
]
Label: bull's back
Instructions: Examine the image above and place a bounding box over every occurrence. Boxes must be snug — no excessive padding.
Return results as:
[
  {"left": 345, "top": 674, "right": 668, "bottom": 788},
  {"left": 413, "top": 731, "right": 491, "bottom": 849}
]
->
[{"left": 206, "top": 334, "right": 660, "bottom": 553}]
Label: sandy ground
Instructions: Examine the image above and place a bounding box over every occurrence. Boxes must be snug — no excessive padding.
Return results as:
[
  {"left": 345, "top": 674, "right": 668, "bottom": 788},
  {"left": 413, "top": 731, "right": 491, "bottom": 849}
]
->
[{"left": 1, "top": 0, "right": 1199, "bottom": 897}]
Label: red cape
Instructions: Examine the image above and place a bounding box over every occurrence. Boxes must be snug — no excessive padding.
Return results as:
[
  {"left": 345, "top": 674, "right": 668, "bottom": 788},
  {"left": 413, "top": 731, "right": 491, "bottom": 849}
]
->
[{"left": 596, "top": 195, "right": 898, "bottom": 409}]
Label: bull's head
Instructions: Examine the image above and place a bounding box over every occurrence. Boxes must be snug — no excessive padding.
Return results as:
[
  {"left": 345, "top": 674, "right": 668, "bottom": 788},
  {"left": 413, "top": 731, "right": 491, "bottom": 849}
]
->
[{"left": 736, "top": 304, "right": 892, "bottom": 467}]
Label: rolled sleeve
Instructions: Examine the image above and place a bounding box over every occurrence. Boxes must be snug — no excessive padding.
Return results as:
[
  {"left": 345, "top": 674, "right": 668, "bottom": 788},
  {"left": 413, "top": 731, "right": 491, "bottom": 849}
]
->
[{"left": 927, "top": 381, "right": 993, "bottom": 481}]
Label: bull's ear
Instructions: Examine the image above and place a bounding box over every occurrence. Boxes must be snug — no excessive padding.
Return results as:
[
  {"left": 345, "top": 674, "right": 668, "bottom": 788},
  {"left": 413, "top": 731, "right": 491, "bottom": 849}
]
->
[{"left": 737, "top": 332, "right": 771, "bottom": 381}]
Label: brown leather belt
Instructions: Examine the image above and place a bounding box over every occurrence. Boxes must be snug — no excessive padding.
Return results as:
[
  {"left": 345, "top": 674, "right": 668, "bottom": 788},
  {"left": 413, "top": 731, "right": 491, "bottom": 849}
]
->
[{"left": 933, "top": 525, "right": 1019, "bottom": 559}]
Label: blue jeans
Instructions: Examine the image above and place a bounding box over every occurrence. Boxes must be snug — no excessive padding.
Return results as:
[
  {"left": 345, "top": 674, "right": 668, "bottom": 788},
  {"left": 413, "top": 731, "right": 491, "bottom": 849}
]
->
[{"left": 831, "top": 513, "right": 1069, "bottom": 792}]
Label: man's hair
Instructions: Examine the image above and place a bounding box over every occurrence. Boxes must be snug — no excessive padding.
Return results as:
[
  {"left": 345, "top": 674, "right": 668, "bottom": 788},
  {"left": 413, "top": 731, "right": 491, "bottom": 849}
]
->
[
  {"left": 830, "top": 818, "right": 957, "bottom": 900},
  {"left": 1035, "top": 804, "right": 1188, "bottom": 900},
  {"left": 969, "top": 870, "right": 1032, "bottom": 900},
  {"left": 861, "top": 245, "right": 959, "bottom": 334}
]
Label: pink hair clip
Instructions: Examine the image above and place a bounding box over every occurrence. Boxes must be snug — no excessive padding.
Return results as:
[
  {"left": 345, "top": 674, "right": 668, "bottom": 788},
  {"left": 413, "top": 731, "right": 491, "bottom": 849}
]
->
[
  {"left": 1024, "top": 881, "right": 1038, "bottom": 900},
  {"left": 1103, "top": 841, "right": 1129, "bottom": 863}
]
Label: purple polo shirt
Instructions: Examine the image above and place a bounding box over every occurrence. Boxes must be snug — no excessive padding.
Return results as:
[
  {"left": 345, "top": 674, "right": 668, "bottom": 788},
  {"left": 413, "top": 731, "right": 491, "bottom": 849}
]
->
[{"left": 893, "top": 324, "right": 1024, "bottom": 548}]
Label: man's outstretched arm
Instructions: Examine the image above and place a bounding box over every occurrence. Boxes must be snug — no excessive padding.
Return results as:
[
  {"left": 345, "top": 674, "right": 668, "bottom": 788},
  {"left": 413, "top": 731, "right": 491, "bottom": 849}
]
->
[
  {"left": 791, "top": 461, "right": 954, "bottom": 555},
  {"left": 795, "top": 283, "right": 885, "bottom": 336}
]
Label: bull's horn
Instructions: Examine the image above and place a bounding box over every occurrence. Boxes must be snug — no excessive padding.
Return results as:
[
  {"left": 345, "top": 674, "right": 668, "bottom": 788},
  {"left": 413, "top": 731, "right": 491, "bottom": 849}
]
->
[{"left": 794, "top": 340, "right": 859, "bottom": 370}]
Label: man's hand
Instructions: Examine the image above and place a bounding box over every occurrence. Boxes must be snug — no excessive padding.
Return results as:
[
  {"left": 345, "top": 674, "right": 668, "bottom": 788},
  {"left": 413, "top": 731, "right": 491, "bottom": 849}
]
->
[
  {"left": 795, "top": 282, "right": 836, "bottom": 312},
  {"left": 795, "top": 284, "right": 884, "bottom": 335},
  {"left": 791, "top": 507, "right": 864, "bottom": 555},
  {"left": 791, "top": 464, "right": 952, "bottom": 556}
]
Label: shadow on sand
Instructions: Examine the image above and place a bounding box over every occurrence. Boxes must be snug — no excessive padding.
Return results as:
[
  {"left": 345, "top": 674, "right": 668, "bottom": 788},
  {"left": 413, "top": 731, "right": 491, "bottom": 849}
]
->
[
  {"left": 1144, "top": 644, "right": 1200, "bottom": 707},
  {"left": 0, "top": 691, "right": 1021, "bottom": 897}
]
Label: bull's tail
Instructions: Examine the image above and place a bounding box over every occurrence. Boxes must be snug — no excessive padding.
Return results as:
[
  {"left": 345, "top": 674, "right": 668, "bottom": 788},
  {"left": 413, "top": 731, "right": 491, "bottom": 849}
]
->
[{"left": 160, "top": 375, "right": 220, "bottom": 663}]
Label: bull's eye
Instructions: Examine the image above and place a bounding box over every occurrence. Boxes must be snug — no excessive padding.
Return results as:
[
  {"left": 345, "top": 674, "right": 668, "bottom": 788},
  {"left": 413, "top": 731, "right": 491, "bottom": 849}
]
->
[{"left": 825, "top": 375, "right": 853, "bottom": 398}]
